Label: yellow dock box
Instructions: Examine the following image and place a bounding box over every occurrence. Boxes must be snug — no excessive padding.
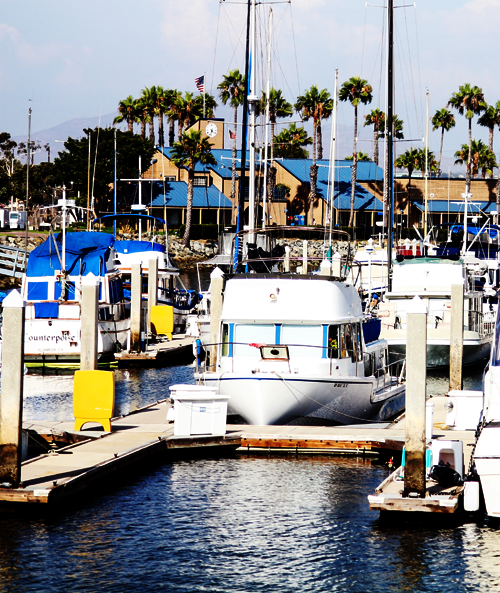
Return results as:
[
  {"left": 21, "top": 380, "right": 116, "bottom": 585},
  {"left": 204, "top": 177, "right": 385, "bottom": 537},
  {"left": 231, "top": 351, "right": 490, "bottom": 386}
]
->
[
  {"left": 151, "top": 305, "right": 174, "bottom": 339},
  {"left": 73, "top": 370, "right": 115, "bottom": 432}
]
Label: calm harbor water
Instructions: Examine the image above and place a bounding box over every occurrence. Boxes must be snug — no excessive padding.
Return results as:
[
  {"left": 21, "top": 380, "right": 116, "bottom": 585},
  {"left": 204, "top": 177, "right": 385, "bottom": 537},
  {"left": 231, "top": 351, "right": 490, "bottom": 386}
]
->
[{"left": 1, "top": 364, "right": 498, "bottom": 592}]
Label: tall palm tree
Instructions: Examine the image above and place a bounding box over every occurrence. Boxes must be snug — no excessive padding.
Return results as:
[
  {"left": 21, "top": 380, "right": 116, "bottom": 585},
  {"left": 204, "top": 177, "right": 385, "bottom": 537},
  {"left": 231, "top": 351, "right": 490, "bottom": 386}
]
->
[
  {"left": 395, "top": 147, "right": 420, "bottom": 196},
  {"left": 414, "top": 147, "right": 438, "bottom": 178},
  {"left": 338, "top": 76, "right": 373, "bottom": 227},
  {"left": 448, "top": 84, "right": 487, "bottom": 191},
  {"left": 170, "top": 130, "right": 217, "bottom": 247},
  {"left": 163, "top": 89, "right": 181, "bottom": 147},
  {"left": 150, "top": 86, "right": 166, "bottom": 147},
  {"left": 364, "top": 108, "right": 385, "bottom": 166},
  {"left": 431, "top": 108, "right": 455, "bottom": 177},
  {"left": 140, "top": 87, "right": 157, "bottom": 143},
  {"left": 295, "top": 85, "right": 334, "bottom": 224},
  {"left": 113, "top": 96, "right": 137, "bottom": 133},
  {"left": 478, "top": 103, "right": 500, "bottom": 178},
  {"left": 344, "top": 152, "right": 371, "bottom": 162},
  {"left": 455, "top": 139, "right": 497, "bottom": 179},
  {"left": 218, "top": 70, "right": 246, "bottom": 213},
  {"left": 273, "top": 123, "right": 312, "bottom": 159},
  {"left": 134, "top": 97, "right": 150, "bottom": 139}
]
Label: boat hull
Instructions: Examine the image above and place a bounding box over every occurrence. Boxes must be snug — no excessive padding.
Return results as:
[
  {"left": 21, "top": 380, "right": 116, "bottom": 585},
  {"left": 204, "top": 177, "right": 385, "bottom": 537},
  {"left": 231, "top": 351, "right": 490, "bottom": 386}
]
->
[
  {"left": 202, "top": 372, "right": 405, "bottom": 425},
  {"left": 22, "top": 318, "right": 130, "bottom": 362}
]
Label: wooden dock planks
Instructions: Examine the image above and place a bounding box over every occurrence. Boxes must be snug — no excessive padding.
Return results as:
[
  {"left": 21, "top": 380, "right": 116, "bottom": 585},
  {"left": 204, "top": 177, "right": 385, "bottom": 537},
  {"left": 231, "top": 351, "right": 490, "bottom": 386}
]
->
[{"left": 114, "top": 335, "right": 195, "bottom": 367}]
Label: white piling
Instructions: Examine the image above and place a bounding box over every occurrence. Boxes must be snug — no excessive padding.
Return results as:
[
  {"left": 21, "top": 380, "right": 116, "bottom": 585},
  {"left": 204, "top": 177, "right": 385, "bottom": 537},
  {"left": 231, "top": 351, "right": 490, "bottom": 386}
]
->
[
  {"left": 209, "top": 267, "right": 225, "bottom": 371},
  {"left": 0, "top": 291, "right": 25, "bottom": 486},
  {"left": 302, "top": 240, "right": 308, "bottom": 274},
  {"left": 450, "top": 281, "right": 464, "bottom": 391},
  {"left": 80, "top": 273, "right": 99, "bottom": 371},
  {"left": 403, "top": 295, "right": 428, "bottom": 498},
  {"left": 130, "top": 264, "right": 142, "bottom": 352}
]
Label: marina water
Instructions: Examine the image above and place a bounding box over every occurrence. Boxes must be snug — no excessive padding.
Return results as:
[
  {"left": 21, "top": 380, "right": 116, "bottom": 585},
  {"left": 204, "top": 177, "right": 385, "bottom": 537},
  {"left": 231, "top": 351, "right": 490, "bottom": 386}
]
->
[
  {"left": 0, "top": 267, "right": 496, "bottom": 592},
  {"left": 2, "top": 363, "right": 499, "bottom": 592}
]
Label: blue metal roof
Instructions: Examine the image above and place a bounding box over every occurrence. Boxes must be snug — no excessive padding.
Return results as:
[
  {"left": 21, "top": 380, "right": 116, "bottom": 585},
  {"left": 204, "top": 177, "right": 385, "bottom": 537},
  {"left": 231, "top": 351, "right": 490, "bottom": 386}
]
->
[
  {"left": 157, "top": 147, "right": 245, "bottom": 179},
  {"left": 149, "top": 181, "right": 232, "bottom": 208},
  {"left": 278, "top": 158, "right": 384, "bottom": 184},
  {"left": 412, "top": 200, "right": 497, "bottom": 214}
]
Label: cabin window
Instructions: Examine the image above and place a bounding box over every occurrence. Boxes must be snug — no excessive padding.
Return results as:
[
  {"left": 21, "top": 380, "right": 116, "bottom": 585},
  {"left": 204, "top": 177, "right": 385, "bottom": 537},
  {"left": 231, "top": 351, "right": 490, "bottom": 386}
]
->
[
  {"left": 28, "top": 281, "right": 48, "bottom": 301},
  {"left": 221, "top": 324, "right": 229, "bottom": 356},
  {"left": 328, "top": 325, "right": 339, "bottom": 359},
  {"left": 281, "top": 325, "right": 322, "bottom": 358},
  {"left": 339, "top": 324, "right": 355, "bottom": 360},
  {"left": 233, "top": 324, "right": 276, "bottom": 357}
]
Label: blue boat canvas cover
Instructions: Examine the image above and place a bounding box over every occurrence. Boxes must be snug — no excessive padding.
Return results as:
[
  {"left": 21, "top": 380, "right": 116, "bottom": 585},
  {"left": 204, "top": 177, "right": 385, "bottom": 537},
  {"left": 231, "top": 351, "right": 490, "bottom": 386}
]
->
[
  {"left": 27, "top": 232, "right": 115, "bottom": 278},
  {"left": 114, "top": 240, "right": 165, "bottom": 254}
]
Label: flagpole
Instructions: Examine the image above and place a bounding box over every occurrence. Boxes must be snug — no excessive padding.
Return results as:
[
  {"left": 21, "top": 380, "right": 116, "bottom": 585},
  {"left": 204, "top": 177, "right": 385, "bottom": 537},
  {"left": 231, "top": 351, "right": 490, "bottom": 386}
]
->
[{"left": 203, "top": 71, "right": 206, "bottom": 118}]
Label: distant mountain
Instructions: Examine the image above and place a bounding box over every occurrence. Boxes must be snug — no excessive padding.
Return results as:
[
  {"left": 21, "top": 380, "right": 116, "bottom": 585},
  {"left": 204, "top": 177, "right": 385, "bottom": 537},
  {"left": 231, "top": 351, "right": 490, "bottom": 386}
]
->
[{"left": 12, "top": 113, "right": 128, "bottom": 164}]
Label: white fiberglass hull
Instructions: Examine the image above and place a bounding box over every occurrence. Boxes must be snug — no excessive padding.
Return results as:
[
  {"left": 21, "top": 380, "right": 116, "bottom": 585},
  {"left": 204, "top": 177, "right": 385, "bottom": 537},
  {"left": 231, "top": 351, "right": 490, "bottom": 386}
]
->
[
  {"left": 202, "top": 372, "right": 405, "bottom": 425},
  {"left": 22, "top": 317, "right": 130, "bottom": 362},
  {"left": 474, "top": 422, "right": 500, "bottom": 518}
]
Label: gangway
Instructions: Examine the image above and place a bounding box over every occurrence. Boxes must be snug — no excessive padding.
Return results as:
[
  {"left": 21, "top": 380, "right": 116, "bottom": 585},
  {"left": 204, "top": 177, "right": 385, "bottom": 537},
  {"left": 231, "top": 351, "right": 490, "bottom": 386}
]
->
[{"left": 0, "top": 244, "right": 28, "bottom": 278}]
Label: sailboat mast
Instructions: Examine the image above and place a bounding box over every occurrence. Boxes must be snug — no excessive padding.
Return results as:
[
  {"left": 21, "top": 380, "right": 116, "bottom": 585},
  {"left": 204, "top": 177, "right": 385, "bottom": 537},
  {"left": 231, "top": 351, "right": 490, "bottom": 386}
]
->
[
  {"left": 386, "top": 0, "right": 394, "bottom": 292},
  {"left": 248, "top": 0, "right": 257, "bottom": 236},
  {"left": 235, "top": 0, "right": 252, "bottom": 270},
  {"left": 262, "top": 8, "right": 273, "bottom": 229},
  {"left": 328, "top": 69, "right": 338, "bottom": 244}
]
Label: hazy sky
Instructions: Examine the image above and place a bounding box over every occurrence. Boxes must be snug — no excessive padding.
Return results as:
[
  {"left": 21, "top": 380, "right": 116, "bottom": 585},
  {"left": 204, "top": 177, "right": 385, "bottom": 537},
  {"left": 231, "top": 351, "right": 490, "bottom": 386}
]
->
[{"left": 1, "top": 0, "right": 499, "bottom": 171}]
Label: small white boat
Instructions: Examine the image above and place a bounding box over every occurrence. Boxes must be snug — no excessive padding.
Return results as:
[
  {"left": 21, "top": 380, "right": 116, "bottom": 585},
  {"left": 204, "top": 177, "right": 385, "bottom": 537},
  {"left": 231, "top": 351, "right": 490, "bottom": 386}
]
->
[
  {"left": 377, "top": 255, "right": 495, "bottom": 368},
  {"left": 19, "top": 231, "right": 130, "bottom": 362},
  {"left": 199, "top": 228, "right": 406, "bottom": 426}
]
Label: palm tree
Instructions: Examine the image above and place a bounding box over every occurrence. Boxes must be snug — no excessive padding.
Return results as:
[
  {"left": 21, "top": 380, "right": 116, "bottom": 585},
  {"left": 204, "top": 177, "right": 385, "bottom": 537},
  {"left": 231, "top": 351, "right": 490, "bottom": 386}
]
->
[
  {"left": 163, "top": 89, "right": 181, "bottom": 147},
  {"left": 140, "top": 87, "right": 157, "bottom": 143},
  {"left": 395, "top": 147, "right": 420, "bottom": 197},
  {"left": 344, "top": 152, "right": 371, "bottom": 162},
  {"left": 478, "top": 103, "right": 500, "bottom": 178},
  {"left": 273, "top": 123, "right": 312, "bottom": 159},
  {"left": 113, "top": 96, "right": 137, "bottom": 133},
  {"left": 295, "top": 85, "right": 334, "bottom": 224},
  {"left": 431, "top": 108, "right": 455, "bottom": 177},
  {"left": 448, "top": 84, "right": 487, "bottom": 191},
  {"left": 218, "top": 69, "right": 246, "bottom": 210},
  {"left": 455, "top": 139, "right": 497, "bottom": 179},
  {"left": 414, "top": 148, "right": 438, "bottom": 178},
  {"left": 364, "top": 108, "right": 385, "bottom": 166},
  {"left": 150, "top": 86, "right": 166, "bottom": 147},
  {"left": 338, "top": 76, "right": 373, "bottom": 227},
  {"left": 170, "top": 130, "right": 217, "bottom": 247},
  {"left": 134, "top": 97, "right": 149, "bottom": 139}
]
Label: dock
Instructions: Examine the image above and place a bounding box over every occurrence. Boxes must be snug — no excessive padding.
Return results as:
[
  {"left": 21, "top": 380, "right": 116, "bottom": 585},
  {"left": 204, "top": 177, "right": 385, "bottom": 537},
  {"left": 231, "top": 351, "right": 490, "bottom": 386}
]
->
[
  {"left": 114, "top": 334, "right": 195, "bottom": 368},
  {"left": 2, "top": 401, "right": 240, "bottom": 505}
]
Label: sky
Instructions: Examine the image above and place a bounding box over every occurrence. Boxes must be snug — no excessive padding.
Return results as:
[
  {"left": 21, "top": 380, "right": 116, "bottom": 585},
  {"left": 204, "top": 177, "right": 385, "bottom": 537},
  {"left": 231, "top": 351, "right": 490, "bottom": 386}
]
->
[{"left": 1, "top": 0, "right": 500, "bottom": 173}]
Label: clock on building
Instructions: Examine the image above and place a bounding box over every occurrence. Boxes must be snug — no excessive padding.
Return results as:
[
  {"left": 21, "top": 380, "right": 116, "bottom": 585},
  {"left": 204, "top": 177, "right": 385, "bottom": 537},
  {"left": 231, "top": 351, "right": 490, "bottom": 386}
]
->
[{"left": 205, "top": 122, "right": 218, "bottom": 138}]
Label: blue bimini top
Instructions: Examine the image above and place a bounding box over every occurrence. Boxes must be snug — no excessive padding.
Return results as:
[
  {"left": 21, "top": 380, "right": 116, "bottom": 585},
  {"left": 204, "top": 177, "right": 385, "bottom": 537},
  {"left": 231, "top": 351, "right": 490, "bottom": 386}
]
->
[
  {"left": 114, "top": 240, "right": 165, "bottom": 255},
  {"left": 27, "top": 232, "right": 115, "bottom": 278}
]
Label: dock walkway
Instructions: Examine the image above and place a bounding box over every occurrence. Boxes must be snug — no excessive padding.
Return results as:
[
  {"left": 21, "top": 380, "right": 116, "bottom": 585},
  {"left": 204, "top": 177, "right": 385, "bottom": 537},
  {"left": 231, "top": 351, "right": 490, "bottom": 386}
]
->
[
  {"left": 114, "top": 335, "right": 195, "bottom": 367},
  {"left": 6, "top": 401, "right": 239, "bottom": 505},
  {"left": 1, "top": 395, "right": 474, "bottom": 507}
]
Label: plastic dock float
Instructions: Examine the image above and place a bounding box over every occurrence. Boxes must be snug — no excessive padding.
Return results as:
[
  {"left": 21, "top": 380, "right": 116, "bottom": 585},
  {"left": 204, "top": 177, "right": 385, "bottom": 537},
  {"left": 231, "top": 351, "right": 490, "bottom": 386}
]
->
[
  {"left": 3, "top": 401, "right": 239, "bottom": 506},
  {"left": 114, "top": 335, "right": 195, "bottom": 368}
]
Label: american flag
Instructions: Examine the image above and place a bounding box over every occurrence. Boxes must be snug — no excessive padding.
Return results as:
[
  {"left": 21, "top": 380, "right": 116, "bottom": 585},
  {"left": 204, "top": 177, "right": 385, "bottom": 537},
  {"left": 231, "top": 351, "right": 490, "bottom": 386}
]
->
[{"left": 195, "top": 75, "right": 205, "bottom": 93}]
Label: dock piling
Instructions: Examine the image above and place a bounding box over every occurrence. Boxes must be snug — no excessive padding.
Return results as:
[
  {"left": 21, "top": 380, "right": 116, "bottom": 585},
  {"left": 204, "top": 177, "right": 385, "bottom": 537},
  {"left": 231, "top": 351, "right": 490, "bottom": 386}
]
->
[
  {"left": 449, "top": 281, "right": 464, "bottom": 391},
  {"left": 0, "top": 291, "right": 25, "bottom": 487},
  {"left": 209, "top": 268, "right": 225, "bottom": 370},
  {"left": 147, "top": 258, "right": 158, "bottom": 335},
  {"left": 403, "top": 296, "right": 428, "bottom": 498},
  {"left": 130, "top": 264, "right": 142, "bottom": 352},
  {"left": 80, "top": 273, "right": 99, "bottom": 371}
]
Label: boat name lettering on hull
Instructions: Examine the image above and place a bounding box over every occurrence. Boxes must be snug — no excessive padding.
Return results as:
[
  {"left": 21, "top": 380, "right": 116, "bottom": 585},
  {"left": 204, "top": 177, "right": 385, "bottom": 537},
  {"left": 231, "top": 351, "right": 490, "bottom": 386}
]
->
[
  {"left": 27, "top": 334, "right": 78, "bottom": 344},
  {"left": 332, "top": 382, "right": 348, "bottom": 388}
]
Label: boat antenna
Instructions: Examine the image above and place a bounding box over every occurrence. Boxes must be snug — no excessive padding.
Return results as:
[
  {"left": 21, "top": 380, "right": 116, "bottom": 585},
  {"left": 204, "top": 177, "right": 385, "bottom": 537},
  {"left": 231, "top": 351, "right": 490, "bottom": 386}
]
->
[
  {"left": 328, "top": 69, "right": 338, "bottom": 247},
  {"left": 25, "top": 103, "right": 32, "bottom": 252},
  {"left": 261, "top": 8, "right": 273, "bottom": 229}
]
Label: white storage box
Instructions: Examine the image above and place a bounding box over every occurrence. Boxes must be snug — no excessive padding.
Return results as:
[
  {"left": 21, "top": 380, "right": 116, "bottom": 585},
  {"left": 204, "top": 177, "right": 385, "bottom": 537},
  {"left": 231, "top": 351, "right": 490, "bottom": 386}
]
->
[
  {"left": 169, "top": 384, "right": 230, "bottom": 437},
  {"left": 446, "top": 390, "right": 484, "bottom": 430}
]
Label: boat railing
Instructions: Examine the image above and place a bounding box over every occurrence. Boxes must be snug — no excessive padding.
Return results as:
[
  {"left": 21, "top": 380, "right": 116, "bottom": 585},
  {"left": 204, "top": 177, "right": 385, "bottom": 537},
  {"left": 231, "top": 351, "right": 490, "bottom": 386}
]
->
[
  {"left": 201, "top": 341, "right": 406, "bottom": 383},
  {"left": 231, "top": 226, "right": 354, "bottom": 278}
]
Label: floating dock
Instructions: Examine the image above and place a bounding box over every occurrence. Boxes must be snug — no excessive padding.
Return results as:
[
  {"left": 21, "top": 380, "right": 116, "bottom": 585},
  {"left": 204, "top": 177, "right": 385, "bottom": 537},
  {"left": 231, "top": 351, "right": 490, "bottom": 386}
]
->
[
  {"left": 114, "top": 334, "right": 195, "bottom": 368},
  {"left": 1, "top": 394, "right": 474, "bottom": 507},
  {"left": 3, "top": 401, "right": 239, "bottom": 505}
]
